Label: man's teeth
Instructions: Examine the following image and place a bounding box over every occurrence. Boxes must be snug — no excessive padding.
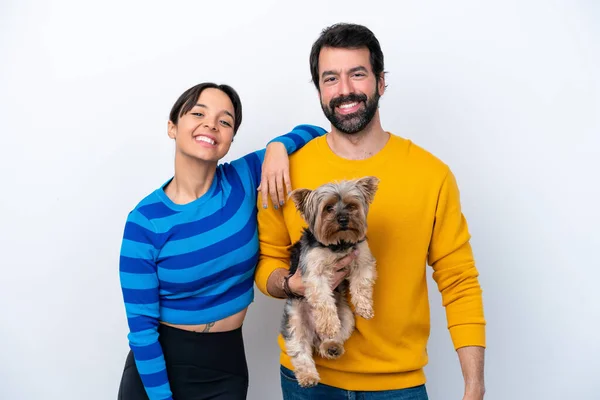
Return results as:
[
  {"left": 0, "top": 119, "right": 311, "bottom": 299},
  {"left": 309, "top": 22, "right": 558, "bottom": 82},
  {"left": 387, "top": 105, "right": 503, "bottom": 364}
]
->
[
  {"left": 195, "top": 136, "right": 215, "bottom": 145},
  {"left": 338, "top": 102, "right": 358, "bottom": 109}
]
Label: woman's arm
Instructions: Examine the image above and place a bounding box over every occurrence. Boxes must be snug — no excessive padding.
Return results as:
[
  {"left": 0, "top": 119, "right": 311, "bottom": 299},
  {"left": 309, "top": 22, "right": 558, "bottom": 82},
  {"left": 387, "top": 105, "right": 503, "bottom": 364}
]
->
[
  {"left": 230, "top": 124, "right": 327, "bottom": 208},
  {"left": 119, "top": 210, "right": 173, "bottom": 400}
]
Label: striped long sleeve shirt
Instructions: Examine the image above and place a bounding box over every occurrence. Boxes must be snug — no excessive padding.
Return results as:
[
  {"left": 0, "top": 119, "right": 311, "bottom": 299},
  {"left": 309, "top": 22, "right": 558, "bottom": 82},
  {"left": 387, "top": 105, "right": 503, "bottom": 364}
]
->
[{"left": 119, "top": 124, "right": 326, "bottom": 400}]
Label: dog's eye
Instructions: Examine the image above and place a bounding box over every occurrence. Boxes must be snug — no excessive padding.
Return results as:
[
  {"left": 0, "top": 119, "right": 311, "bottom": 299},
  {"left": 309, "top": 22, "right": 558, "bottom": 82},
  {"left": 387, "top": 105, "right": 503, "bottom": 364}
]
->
[
  {"left": 325, "top": 205, "right": 334, "bottom": 213},
  {"left": 346, "top": 204, "right": 356, "bottom": 211}
]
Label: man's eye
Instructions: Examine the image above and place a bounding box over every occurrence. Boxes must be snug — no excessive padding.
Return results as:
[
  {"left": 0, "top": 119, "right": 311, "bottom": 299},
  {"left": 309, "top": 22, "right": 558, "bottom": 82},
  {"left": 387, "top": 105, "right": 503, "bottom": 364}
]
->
[
  {"left": 192, "top": 112, "right": 204, "bottom": 117},
  {"left": 220, "top": 120, "right": 232, "bottom": 127}
]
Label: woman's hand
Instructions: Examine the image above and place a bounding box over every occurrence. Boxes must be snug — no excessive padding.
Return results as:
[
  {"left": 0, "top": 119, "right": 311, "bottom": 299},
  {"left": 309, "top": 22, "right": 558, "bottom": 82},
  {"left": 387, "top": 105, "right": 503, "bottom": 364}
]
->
[{"left": 257, "top": 142, "right": 292, "bottom": 209}]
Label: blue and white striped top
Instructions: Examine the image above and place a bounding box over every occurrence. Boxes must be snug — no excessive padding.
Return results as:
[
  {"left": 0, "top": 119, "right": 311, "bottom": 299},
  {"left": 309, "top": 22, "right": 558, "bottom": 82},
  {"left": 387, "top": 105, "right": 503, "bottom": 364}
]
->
[{"left": 118, "top": 124, "right": 326, "bottom": 400}]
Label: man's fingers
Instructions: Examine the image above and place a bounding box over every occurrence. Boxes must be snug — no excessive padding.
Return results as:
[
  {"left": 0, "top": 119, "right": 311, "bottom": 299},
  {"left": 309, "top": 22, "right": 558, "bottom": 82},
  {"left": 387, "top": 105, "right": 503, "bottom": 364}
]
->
[
  {"left": 335, "top": 271, "right": 348, "bottom": 282},
  {"left": 331, "top": 269, "right": 349, "bottom": 289},
  {"left": 337, "top": 250, "right": 359, "bottom": 268}
]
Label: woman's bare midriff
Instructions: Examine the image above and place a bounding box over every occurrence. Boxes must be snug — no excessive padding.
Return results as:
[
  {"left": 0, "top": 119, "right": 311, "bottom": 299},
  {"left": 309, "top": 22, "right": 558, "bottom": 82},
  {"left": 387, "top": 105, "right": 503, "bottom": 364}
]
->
[{"left": 160, "top": 308, "right": 248, "bottom": 333}]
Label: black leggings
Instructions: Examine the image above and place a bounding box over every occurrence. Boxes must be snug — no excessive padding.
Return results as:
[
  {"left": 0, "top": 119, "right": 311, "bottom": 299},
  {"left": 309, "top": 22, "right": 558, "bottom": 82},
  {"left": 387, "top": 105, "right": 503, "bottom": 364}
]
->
[{"left": 118, "top": 324, "right": 248, "bottom": 400}]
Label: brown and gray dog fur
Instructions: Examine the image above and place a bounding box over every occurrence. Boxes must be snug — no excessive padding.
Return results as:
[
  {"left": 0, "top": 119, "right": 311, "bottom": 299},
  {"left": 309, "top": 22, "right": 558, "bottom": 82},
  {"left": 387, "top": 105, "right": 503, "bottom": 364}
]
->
[{"left": 280, "top": 176, "right": 380, "bottom": 388}]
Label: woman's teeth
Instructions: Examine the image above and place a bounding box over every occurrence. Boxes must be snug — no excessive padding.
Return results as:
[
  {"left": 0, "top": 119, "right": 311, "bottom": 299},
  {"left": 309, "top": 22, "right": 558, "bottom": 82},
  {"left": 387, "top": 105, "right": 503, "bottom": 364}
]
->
[{"left": 195, "top": 136, "right": 215, "bottom": 145}]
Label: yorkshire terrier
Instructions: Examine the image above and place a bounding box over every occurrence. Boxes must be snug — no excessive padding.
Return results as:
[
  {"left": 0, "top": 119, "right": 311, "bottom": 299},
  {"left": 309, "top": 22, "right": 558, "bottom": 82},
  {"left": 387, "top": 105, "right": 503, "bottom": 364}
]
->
[{"left": 280, "top": 176, "right": 380, "bottom": 387}]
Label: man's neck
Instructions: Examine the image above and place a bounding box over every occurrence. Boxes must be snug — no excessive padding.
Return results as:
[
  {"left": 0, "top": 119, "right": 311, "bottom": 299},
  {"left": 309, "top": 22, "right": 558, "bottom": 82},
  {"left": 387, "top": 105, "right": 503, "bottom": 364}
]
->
[{"left": 326, "top": 113, "right": 389, "bottom": 160}]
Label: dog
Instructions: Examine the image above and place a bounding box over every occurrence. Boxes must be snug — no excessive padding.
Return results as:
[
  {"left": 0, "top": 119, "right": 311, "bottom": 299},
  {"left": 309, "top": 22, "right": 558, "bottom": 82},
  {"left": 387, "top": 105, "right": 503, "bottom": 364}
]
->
[{"left": 280, "top": 176, "right": 380, "bottom": 388}]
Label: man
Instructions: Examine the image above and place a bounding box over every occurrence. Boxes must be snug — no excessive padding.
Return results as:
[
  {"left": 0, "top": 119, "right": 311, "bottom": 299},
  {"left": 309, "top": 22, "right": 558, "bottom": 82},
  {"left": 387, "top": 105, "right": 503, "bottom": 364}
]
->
[{"left": 255, "top": 23, "right": 486, "bottom": 400}]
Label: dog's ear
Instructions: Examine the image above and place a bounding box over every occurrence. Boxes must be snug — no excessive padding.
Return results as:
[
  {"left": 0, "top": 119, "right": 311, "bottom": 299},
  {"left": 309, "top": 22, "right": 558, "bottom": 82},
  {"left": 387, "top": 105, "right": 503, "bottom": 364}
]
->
[
  {"left": 355, "top": 176, "right": 380, "bottom": 204},
  {"left": 289, "top": 188, "right": 312, "bottom": 216}
]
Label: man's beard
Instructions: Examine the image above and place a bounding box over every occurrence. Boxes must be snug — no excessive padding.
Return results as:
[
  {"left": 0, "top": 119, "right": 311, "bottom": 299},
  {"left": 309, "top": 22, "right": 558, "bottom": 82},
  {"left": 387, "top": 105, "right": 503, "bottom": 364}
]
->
[{"left": 321, "top": 89, "right": 380, "bottom": 135}]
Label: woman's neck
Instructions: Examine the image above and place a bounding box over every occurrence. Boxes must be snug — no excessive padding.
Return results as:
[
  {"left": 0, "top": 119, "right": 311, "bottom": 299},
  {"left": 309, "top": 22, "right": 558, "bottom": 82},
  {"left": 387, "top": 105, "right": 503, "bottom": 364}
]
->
[{"left": 164, "top": 153, "right": 217, "bottom": 205}]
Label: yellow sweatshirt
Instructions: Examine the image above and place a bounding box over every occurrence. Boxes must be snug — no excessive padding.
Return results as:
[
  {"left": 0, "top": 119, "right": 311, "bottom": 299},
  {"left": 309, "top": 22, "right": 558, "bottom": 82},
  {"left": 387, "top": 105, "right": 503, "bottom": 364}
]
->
[{"left": 254, "top": 133, "right": 486, "bottom": 391}]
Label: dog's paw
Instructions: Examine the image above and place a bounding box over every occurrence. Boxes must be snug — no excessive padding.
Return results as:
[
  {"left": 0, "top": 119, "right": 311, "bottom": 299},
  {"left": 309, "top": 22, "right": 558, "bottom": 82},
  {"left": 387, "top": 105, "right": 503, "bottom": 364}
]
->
[
  {"left": 317, "top": 317, "right": 341, "bottom": 338},
  {"left": 295, "top": 369, "right": 320, "bottom": 388},
  {"left": 319, "top": 339, "right": 345, "bottom": 360},
  {"left": 355, "top": 304, "right": 374, "bottom": 319}
]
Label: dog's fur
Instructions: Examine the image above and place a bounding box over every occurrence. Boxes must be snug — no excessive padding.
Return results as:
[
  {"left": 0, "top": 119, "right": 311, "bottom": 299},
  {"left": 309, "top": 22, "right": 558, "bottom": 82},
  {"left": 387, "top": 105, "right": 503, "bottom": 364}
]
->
[{"left": 280, "top": 176, "right": 380, "bottom": 388}]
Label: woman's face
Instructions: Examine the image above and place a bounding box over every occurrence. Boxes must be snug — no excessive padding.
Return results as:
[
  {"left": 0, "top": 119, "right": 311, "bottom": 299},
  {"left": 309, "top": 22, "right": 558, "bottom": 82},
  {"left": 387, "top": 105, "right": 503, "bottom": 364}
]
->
[{"left": 168, "top": 88, "right": 236, "bottom": 163}]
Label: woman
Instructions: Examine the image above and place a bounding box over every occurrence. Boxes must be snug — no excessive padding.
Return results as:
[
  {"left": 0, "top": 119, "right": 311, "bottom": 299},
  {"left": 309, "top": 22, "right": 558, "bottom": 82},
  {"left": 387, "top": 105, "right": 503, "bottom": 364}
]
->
[{"left": 116, "top": 82, "right": 326, "bottom": 400}]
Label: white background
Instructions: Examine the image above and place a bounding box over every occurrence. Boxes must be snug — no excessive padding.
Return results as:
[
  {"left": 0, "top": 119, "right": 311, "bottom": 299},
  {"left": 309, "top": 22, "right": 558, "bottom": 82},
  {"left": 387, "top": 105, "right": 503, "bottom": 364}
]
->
[{"left": 1, "top": 0, "right": 599, "bottom": 399}]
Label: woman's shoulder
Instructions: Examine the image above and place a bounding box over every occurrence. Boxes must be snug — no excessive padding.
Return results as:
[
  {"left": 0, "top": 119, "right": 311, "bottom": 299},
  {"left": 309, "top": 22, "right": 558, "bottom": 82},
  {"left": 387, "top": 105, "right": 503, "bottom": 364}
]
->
[
  {"left": 217, "top": 156, "right": 253, "bottom": 181},
  {"left": 124, "top": 180, "right": 172, "bottom": 223}
]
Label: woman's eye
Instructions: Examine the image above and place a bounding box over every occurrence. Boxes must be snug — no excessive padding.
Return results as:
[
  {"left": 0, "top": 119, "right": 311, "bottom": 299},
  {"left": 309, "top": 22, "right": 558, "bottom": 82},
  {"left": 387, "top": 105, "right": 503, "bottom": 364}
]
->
[
  {"left": 192, "top": 112, "right": 204, "bottom": 117},
  {"left": 220, "top": 120, "right": 232, "bottom": 127}
]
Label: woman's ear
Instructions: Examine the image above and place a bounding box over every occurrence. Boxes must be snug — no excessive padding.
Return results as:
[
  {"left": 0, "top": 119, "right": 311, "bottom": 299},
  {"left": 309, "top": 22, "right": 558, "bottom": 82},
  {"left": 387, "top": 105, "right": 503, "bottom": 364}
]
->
[{"left": 167, "top": 120, "right": 177, "bottom": 139}]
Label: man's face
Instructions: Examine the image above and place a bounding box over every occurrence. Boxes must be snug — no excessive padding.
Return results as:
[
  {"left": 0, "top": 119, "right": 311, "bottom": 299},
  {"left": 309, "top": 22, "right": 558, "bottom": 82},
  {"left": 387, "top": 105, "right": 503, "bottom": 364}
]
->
[{"left": 318, "top": 47, "right": 384, "bottom": 134}]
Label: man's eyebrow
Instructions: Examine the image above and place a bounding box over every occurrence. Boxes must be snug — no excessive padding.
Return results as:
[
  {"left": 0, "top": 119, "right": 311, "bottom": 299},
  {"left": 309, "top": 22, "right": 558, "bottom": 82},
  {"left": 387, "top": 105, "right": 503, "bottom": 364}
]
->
[
  {"left": 321, "top": 70, "right": 337, "bottom": 78},
  {"left": 348, "top": 66, "right": 368, "bottom": 74},
  {"left": 195, "top": 103, "right": 234, "bottom": 119},
  {"left": 321, "top": 66, "right": 369, "bottom": 79}
]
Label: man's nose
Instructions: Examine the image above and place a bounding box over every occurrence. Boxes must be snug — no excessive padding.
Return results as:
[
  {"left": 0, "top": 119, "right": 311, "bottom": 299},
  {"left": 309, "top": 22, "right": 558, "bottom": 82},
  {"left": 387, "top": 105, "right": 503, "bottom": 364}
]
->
[{"left": 337, "top": 75, "right": 352, "bottom": 96}]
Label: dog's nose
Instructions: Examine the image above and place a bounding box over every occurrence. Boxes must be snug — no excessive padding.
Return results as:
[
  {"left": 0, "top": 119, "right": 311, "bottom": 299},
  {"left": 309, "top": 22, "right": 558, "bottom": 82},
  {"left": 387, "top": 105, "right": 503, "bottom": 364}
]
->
[{"left": 337, "top": 214, "right": 349, "bottom": 226}]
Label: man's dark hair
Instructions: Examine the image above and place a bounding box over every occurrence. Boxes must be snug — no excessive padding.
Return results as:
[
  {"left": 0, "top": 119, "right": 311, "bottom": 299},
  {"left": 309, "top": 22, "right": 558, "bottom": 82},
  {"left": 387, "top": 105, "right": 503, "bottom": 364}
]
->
[
  {"left": 169, "top": 82, "right": 243, "bottom": 135},
  {"left": 309, "top": 23, "right": 385, "bottom": 91}
]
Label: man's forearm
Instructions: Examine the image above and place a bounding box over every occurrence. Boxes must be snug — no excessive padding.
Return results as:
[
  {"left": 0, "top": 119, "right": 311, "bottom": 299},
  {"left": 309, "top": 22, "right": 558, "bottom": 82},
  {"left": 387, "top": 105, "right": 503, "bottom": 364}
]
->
[
  {"left": 457, "top": 345, "right": 485, "bottom": 398},
  {"left": 265, "top": 268, "right": 289, "bottom": 298}
]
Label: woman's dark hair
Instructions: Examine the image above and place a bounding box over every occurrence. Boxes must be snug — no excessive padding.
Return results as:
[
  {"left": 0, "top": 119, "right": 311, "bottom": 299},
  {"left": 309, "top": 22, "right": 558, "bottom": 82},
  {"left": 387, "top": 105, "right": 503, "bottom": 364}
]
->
[
  {"left": 309, "top": 23, "right": 385, "bottom": 91},
  {"left": 168, "top": 82, "right": 243, "bottom": 134}
]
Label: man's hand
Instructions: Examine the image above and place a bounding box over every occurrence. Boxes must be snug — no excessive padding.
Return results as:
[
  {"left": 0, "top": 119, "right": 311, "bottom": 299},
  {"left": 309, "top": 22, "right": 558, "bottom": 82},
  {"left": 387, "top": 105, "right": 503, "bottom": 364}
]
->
[{"left": 287, "top": 249, "right": 359, "bottom": 296}]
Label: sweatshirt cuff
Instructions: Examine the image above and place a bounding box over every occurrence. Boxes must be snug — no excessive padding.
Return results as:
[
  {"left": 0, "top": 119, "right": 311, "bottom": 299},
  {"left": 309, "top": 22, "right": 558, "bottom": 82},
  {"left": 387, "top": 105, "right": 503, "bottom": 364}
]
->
[
  {"left": 254, "top": 262, "right": 284, "bottom": 298},
  {"left": 449, "top": 323, "right": 486, "bottom": 350}
]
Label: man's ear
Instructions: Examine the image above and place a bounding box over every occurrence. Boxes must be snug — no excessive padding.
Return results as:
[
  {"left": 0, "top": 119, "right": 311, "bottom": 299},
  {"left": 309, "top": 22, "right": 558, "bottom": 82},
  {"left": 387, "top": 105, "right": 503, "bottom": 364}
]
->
[
  {"left": 377, "top": 73, "right": 386, "bottom": 96},
  {"left": 168, "top": 120, "right": 177, "bottom": 140}
]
